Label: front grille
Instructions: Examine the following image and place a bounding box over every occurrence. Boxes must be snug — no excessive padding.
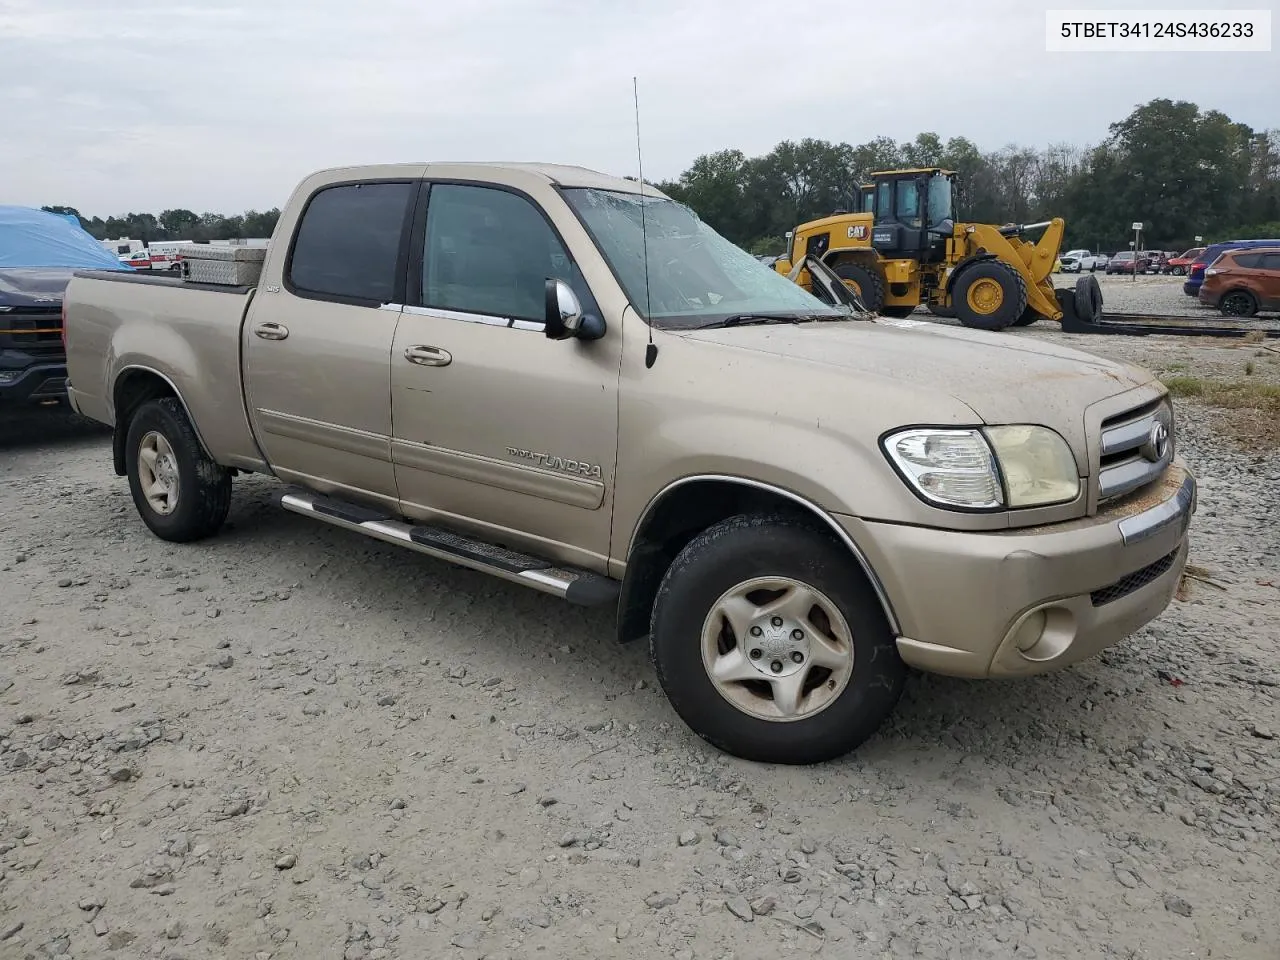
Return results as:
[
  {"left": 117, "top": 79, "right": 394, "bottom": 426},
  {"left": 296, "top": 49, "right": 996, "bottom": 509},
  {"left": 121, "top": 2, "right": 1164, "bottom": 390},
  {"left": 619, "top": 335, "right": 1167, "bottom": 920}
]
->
[
  {"left": 0, "top": 308, "right": 63, "bottom": 358},
  {"left": 1098, "top": 399, "right": 1174, "bottom": 503},
  {"left": 1090, "top": 549, "right": 1178, "bottom": 606}
]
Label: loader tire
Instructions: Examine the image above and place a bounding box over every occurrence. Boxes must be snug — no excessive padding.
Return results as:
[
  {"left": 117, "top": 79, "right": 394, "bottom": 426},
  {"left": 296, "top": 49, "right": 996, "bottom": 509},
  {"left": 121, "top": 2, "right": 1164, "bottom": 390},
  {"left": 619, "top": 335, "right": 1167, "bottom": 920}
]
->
[
  {"left": 880, "top": 305, "right": 917, "bottom": 319},
  {"left": 926, "top": 303, "right": 956, "bottom": 319},
  {"left": 1074, "top": 275, "right": 1103, "bottom": 323},
  {"left": 833, "top": 262, "right": 885, "bottom": 313},
  {"left": 952, "top": 261, "right": 1027, "bottom": 331},
  {"left": 1011, "top": 308, "right": 1040, "bottom": 326}
]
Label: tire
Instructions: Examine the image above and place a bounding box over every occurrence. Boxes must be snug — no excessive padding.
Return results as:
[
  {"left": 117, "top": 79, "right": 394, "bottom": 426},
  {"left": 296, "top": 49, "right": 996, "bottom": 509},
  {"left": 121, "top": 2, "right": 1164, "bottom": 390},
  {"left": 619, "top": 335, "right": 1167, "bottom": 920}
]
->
[
  {"left": 1074, "top": 274, "right": 1104, "bottom": 323},
  {"left": 880, "top": 305, "right": 917, "bottom": 319},
  {"left": 125, "top": 397, "right": 232, "bottom": 542},
  {"left": 649, "top": 515, "right": 906, "bottom": 765},
  {"left": 951, "top": 260, "right": 1028, "bottom": 331},
  {"left": 832, "top": 262, "right": 885, "bottom": 313},
  {"left": 1011, "top": 308, "right": 1040, "bottom": 326},
  {"left": 1219, "top": 290, "right": 1258, "bottom": 318},
  {"left": 1172, "top": 266, "right": 1185, "bottom": 276},
  {"left": 926, "top": 302, "right": 956, "bottom": 319}
]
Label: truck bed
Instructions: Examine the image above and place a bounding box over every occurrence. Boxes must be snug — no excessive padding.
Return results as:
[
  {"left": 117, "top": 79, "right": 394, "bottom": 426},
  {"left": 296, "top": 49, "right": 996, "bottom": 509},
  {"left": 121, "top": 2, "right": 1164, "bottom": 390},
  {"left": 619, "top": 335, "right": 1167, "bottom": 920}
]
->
[{"left": 63, "top": 269, "right": 266, "bottom": 472}]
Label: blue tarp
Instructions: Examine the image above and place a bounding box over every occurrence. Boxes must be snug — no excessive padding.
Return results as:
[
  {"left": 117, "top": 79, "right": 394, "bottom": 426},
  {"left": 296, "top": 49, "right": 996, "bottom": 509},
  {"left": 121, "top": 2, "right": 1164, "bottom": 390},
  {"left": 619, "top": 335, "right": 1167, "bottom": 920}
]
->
[{"left": 0, "top": 205, "right": 132, "bottom": 270}]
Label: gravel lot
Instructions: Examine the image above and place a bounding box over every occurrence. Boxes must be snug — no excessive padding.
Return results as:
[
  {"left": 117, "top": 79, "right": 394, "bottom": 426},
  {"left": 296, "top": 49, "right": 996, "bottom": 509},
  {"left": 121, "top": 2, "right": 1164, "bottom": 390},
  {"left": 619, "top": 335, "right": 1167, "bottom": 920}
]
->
[
  {"left": 2, "top": 325, "right": 1278, "bottom": 960},
  {"left": 1046, "top": 271, "right": 1241, "bottom": 320}
]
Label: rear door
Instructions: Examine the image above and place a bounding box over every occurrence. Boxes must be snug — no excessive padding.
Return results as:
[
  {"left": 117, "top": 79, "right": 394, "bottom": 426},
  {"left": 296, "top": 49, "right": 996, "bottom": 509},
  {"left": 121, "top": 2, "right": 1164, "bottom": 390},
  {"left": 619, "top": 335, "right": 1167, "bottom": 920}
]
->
[
  {"left": 1258, "top": 252, "right": 1280, "bottom": 309},
  {"left": 388, "top": 180, "right": 621, "bottom": 572},
  {"left": 242, "top": 177, "right": 417, "bottom": 509}
]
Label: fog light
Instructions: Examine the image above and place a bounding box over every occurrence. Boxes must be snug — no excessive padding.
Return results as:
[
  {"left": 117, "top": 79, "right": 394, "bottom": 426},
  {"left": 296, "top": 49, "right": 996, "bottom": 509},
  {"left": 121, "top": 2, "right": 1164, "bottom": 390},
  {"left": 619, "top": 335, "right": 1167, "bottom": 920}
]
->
[
  {"left": 1013, "top": 610, "right": 1047, "bottom": 652},
  {"left": 0, "top": 371, "right": 18, "bottom": 384}
]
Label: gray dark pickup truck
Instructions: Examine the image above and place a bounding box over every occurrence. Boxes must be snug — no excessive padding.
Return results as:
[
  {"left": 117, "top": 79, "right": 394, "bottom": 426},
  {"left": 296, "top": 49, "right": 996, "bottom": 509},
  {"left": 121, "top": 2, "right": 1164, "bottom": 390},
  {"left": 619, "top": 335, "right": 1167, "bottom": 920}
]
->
[{"left": 63, "top": 162, "right": 1196, "bottom": 764}]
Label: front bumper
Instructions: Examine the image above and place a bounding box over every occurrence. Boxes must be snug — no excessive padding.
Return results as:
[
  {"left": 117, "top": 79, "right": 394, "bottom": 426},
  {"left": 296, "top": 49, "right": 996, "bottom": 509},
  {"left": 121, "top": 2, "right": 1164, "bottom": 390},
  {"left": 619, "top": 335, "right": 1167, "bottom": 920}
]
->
[
  {"left": 0, "top": 361, "right": 69, "bottom": 403},
  {"left": 837, "top": 462, "right": 1195, "bottom": 679}
]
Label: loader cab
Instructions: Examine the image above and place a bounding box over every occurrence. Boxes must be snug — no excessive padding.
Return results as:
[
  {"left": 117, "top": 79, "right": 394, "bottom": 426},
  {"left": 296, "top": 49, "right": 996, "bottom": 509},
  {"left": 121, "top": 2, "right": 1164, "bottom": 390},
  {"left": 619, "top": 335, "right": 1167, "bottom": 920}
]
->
[{"left": 865, "top": 168, "right": 956, "bottom": 263}]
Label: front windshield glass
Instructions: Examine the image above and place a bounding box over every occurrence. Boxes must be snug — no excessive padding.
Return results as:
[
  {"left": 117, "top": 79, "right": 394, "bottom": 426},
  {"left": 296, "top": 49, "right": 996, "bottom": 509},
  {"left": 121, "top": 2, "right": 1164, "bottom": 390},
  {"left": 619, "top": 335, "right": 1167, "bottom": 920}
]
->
[
  {"left": 926, "top": 175, "right": 952, "bottom": 226},
  {"left": 561, "top": 187, "right": 842, "bottom": 328}
]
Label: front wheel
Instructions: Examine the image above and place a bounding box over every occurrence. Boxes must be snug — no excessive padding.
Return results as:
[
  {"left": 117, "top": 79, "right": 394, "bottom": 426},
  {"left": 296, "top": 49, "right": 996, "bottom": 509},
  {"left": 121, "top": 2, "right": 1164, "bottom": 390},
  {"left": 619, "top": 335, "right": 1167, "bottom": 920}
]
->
[
  {"left": 951, "top": 260, "right": 1028, "bottom": 331},
  {"left": 649, "top": 515, "right": 906, "bottom": 765},
  {"left": 125, "top": 398, "right": 232, "bottom": 542}
]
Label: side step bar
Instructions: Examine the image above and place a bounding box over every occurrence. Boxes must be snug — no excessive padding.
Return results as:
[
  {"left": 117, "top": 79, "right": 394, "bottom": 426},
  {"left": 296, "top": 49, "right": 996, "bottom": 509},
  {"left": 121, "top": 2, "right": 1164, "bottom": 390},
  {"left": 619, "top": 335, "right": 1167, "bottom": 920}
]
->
[{"left": 278, "top": 489, "right": 620, "bottom": 607}]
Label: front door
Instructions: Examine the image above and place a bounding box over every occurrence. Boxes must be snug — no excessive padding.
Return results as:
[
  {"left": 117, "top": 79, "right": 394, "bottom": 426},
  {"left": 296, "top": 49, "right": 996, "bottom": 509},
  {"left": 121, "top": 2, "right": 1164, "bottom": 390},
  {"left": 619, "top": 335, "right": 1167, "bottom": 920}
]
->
[
  {"left": 390, "top": 181, "right": 620, "bottom": 571},
  {"left": 242, "top": 179, "right": 416, "bottom": 508}
]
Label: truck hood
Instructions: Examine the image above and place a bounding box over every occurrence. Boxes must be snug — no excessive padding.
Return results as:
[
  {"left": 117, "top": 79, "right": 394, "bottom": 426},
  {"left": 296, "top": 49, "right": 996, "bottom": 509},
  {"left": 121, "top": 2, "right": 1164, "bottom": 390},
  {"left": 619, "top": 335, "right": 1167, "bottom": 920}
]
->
[
  {"left": 679, "top": 316, "right": 1156, "bottom": 428},
  {"left": 0, "top": 267, "right": 77, "bottom": 308}
]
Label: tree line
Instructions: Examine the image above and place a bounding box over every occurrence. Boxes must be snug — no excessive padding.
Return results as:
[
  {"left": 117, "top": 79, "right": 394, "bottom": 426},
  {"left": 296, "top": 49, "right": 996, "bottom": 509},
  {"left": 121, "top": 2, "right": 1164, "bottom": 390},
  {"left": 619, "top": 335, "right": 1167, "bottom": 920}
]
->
[
  {"left": 40, "top": 205, "right": 281, "bottom": 244},
  {"left": 39, "top": 98, "right": 1280, "bottom": 256},
  {"left": 655, "top": 99, "right": 1280, "bottom": 256}
]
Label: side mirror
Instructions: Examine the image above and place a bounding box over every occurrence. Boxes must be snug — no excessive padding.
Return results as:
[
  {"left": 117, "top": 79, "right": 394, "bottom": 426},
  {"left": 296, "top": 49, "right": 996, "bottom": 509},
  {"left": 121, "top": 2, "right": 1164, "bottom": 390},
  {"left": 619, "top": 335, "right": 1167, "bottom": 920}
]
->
[{"left": 544, "top": 278, "right": 605, "bottom": 341}]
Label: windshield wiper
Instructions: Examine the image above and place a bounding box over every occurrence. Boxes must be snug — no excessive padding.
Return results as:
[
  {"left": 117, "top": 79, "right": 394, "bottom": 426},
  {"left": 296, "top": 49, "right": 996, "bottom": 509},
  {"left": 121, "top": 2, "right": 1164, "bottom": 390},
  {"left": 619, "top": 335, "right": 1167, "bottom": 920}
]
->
[{"left": 718, "top": 313, "right": 806, "bottom": 327}]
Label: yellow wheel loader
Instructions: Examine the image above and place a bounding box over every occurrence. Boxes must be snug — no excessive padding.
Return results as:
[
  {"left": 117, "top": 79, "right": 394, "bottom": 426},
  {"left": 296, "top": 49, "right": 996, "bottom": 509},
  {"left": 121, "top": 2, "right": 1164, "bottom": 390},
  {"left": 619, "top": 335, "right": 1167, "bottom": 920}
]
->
[{"left": 773, "top": 168, "right": 1066, "bottom": 331}]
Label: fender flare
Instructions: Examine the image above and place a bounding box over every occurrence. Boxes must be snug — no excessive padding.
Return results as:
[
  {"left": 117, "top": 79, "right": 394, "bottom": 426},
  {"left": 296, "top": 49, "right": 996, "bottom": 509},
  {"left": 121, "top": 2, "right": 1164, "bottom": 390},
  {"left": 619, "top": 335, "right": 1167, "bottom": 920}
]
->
[{"left": 110, "top": 365, "right": 214, "bottom": 476}]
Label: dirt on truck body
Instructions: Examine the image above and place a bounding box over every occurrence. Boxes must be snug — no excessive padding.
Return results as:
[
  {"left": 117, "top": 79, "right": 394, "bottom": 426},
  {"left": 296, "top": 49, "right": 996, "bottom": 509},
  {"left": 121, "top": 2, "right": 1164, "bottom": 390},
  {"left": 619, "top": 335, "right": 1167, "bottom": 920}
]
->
[{"left": 63, "top": 161, "right": 1196, "bottom": 764}]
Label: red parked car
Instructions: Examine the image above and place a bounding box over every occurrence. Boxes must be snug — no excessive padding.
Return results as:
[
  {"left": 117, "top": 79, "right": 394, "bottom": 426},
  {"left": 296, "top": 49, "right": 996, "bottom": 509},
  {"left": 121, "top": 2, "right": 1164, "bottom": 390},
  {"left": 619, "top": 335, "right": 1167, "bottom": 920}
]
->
[
  {"left": 1105, "top": 251, "right": 1150, "bottom": 274},
  {"left": 1165, "top": 247, "right": 1203, "bottom": 276}
]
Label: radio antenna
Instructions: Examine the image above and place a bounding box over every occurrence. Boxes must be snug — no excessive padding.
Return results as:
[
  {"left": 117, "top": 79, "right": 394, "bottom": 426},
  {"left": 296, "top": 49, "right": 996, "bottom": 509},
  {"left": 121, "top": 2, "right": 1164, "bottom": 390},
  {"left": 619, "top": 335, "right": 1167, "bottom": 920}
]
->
[{"left": 634, "top": 76, "right": 657, "bottom": 369}]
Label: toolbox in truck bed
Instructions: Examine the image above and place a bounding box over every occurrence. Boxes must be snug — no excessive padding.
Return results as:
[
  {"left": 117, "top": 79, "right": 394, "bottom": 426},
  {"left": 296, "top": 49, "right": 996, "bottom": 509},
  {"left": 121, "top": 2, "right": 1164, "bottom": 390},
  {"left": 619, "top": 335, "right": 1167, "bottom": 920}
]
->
[{"left": 180, "top": 245, "right": 267, "bottom": 286}]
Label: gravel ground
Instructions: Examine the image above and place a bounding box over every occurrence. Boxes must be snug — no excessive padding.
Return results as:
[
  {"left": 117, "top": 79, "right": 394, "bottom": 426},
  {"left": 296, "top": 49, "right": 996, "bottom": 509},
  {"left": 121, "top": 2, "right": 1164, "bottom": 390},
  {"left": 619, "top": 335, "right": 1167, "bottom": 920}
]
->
[
  {"left": 1047, "top": 272, "right": 1212, "bottom": 319},
  {"left": 2, "top": 327, "right": 1278, "bottom": 960}
]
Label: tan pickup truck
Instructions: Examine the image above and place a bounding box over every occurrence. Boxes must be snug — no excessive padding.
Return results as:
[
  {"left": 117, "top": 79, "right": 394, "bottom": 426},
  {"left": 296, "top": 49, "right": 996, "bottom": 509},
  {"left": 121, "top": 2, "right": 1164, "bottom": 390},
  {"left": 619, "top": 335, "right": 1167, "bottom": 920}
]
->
[{"left": 63, "top": 162, "right": 1196, "bottom": 764}]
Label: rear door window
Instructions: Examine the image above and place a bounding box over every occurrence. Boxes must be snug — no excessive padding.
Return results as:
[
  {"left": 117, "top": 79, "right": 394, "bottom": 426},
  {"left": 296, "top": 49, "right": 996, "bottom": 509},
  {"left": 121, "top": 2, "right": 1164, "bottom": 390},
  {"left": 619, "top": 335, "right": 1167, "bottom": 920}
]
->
[
  {"left": 1260, "top": 253, "right": 1280, "bottom": 271},
  {"left": 288, "top": 181, "right": 415, "bottom": 304}
]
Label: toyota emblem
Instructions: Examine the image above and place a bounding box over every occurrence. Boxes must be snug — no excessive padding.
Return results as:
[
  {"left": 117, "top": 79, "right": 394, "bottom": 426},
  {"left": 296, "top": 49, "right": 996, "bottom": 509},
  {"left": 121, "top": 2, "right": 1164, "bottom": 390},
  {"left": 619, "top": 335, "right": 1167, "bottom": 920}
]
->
[{"left": 1143, "top": 421, "right": 1170, "bottom": 462}]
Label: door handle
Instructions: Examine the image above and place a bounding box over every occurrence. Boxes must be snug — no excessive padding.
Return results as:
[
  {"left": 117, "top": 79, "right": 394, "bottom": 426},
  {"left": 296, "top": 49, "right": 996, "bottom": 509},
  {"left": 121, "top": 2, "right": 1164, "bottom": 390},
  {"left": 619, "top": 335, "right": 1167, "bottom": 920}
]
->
[
  {"left": 404, "top": 345, "right": 452, "bottom": 367},
  {"left": 254, "top": 322, "right": 289, "bottom": 341}
]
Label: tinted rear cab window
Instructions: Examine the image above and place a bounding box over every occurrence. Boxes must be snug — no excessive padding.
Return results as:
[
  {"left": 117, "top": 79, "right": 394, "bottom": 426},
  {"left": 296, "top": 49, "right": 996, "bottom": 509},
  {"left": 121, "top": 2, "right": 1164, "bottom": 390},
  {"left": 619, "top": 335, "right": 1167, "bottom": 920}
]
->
[{"left": 288, "top": 182, "right": 415, "bottom": 304}]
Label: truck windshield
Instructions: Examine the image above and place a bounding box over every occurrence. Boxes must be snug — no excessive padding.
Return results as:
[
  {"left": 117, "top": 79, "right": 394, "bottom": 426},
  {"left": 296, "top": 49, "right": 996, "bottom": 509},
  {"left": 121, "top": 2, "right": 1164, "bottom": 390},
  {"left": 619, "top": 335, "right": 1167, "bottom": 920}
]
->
[{"left": 562, "top": 187, "right": 843, "bottom": 329}]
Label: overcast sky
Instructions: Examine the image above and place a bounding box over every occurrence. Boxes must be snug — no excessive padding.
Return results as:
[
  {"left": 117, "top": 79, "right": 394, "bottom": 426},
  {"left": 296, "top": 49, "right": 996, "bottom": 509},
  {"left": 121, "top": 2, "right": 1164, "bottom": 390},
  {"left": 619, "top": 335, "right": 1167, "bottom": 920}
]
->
[{"left": 1, "top": 0, "right": 1275, "bottom": 216}]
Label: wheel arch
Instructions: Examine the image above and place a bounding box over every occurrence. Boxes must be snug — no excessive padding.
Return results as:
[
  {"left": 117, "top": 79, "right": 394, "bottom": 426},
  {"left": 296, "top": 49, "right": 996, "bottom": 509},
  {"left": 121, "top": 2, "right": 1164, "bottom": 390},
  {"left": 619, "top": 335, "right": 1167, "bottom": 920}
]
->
[
  {"left": 944, "top": 252, "right": 999, "bottom": 297},
  {"left": 111, "top": 366, "right": 212, "bottom": 477},
  {"left": 615, "top": 475, "right": 901, "bottom": 646}
]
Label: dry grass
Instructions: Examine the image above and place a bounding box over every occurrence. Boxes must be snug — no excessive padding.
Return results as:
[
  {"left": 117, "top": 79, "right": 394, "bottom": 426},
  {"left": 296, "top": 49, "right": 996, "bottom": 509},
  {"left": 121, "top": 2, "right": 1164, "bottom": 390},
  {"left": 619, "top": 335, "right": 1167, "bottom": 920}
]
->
[{"left": 1162, "top": 375, "right": 1280, "bottom": 448}]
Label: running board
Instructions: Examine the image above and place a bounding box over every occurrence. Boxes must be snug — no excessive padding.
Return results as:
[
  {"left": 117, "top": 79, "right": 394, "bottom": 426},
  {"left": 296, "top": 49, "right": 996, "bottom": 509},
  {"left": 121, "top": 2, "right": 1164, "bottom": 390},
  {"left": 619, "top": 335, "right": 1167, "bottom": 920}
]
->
[{"left": 278, "top": 490, "right": 620, "bottom": 607}]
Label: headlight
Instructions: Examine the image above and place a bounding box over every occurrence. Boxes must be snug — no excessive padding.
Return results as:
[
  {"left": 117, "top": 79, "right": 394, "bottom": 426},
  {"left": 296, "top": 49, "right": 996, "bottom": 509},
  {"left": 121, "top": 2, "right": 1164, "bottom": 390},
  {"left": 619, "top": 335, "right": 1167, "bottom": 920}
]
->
[
  {"left": 985, "top": 425, "right": 1080, "bottom": 507},
  {"left": 883, "top": 426, "right": 1080, "bottom": 511},
  {"left": 883, "top": 429, "right": 1003, "bottom": 509}
]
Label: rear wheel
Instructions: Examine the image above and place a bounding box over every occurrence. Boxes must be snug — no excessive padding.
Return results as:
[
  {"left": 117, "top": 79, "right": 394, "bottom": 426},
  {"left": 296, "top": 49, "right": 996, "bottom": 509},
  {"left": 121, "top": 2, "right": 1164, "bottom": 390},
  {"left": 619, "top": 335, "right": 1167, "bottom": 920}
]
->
[
  {"left": 1172, "top": 266, "right": 1185, "bottom": 276},
  {"left": 880, "top": 305, "right": 917, "bottom": 319},
  {"left": 1220, "top": 290, "right": 1258, "bottom": 318},
  {"left": 650, "top": 515, "right": 906, "bottom": 765},
  {"left": 952, "top": 261, "right": 1028, "bottom": 331},
  {"left": 832, "top": 262, "right": 885, "bottom": 313},
  {"left": 926, "top": 302, "right": 956, "bottom": 319},
  {"left": 1011, "top": 308, "right": 1040, "bottom": 326},
  {"left": 125, "top": 398, "right": 232, "bottom": 542}
]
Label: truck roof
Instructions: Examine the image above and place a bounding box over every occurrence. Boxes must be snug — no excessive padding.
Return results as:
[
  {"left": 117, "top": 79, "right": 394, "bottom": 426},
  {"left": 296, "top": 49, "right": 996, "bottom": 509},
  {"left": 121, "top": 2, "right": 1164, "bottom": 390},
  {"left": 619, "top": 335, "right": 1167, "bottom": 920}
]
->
[{"left": 305, "top": 162, "right": 667, "bottom": 196}]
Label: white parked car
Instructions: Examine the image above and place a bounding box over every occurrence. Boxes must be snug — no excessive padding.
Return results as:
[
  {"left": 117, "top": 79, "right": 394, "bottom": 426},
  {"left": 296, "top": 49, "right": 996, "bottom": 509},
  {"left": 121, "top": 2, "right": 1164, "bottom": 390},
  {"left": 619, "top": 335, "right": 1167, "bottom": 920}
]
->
[{"left": 1059, "top": 249, "right": 1106, "bottom": 273}]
